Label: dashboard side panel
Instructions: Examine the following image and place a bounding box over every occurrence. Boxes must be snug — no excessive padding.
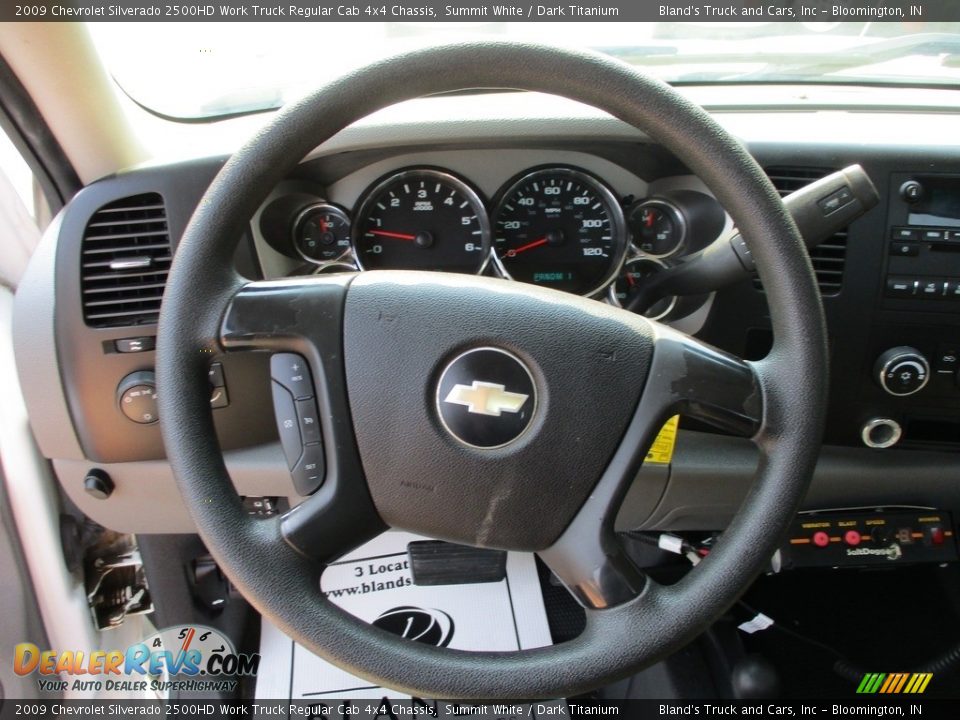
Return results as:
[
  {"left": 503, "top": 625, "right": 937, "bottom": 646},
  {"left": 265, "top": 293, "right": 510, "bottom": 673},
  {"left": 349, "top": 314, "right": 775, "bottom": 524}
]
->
[{"left": 13, "top": 210, "right": 84, "bottom": 460}]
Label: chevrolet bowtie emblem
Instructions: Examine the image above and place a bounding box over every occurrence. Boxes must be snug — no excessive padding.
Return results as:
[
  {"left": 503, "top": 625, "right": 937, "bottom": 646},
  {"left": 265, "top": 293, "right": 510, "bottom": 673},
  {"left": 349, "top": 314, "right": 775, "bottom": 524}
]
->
[{"left": 443, "top": 381, "right": 529, "bottom": 417}]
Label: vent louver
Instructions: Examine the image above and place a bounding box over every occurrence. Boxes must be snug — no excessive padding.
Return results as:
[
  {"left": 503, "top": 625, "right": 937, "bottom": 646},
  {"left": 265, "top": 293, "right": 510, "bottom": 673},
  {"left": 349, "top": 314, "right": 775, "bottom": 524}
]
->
[
  {"left": 80, "top": 193, "right": 170, "bottom": 327},
  {"left": 756, "top": 167, "right": 848, "bottom": 296}
]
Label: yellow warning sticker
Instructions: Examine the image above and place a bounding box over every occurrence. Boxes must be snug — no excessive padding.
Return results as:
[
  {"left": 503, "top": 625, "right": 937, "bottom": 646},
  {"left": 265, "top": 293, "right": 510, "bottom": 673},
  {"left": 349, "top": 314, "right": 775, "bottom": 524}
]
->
[{"left": 645, "top": 415, "right": 680, "bottom": 465}]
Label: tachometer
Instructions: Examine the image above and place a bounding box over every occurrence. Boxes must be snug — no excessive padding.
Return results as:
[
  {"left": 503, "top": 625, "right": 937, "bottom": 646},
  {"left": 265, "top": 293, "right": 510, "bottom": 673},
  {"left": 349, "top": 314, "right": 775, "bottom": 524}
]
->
[
  {"left": 353, "top": 168, "right": 490, "bottom": 273},
  {"left": 492, "top": 167, "right": 626, "bottom": 296}
]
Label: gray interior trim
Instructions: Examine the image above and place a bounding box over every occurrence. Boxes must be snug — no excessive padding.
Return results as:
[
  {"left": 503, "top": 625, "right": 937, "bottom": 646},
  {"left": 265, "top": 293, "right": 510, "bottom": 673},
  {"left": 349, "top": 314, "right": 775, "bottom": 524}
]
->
[
  {"left": 53, "top": 442, "right": 299, "bottom": 534},
  {"left": 12, "top": 210, "right": 84, "bottom": 460}
]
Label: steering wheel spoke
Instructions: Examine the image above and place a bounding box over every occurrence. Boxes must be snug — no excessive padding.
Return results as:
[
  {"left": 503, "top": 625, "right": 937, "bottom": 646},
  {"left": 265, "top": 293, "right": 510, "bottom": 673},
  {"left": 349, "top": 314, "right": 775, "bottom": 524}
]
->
[
  {"left": 538, "top": 525, "right": 648, "bottom": 611},
  {"left": 539, "top": 323, "right": 761, "bottom": 610},
  {"left": 220, "top": 275, "right": 354, "bottom": 352},
  {"left": 645, "top": 324, "right": 763, "bottom": 439},
  {"left": 221, "top": 275, "right": 387, "bottom": 563},
  {"left": 280, "top": 484, "right": 385, "bottom": 563}
]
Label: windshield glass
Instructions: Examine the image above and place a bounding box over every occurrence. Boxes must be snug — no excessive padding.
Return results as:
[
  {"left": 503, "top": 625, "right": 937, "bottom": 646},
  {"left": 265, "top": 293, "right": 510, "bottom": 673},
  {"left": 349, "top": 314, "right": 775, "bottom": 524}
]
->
[{"left": 88, "top": 21, "right": 960, "bottom": 120}]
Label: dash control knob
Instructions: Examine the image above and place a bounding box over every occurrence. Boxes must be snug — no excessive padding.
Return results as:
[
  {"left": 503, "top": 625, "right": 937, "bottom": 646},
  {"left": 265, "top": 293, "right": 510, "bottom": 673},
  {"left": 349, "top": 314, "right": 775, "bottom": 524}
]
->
[
  {"left": 117, "top": 370, "right": 158, "bottom": 424},
  {"left": 899, "top": 180, "right": 924, "bottom": 204},
  {"left": 874, "top": 347, "right": 930, "bottom": 397}
]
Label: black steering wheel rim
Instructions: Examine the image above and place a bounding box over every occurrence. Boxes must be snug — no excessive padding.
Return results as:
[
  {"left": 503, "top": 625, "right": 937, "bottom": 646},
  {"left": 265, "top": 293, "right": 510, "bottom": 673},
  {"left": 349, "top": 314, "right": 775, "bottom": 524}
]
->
[{"left": 157, "top": 41, "right": 828, "bottom": 699}]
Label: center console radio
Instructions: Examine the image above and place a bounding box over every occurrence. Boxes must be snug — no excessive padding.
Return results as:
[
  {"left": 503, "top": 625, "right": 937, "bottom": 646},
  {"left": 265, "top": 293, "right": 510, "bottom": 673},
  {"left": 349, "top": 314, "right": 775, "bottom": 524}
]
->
[{"left": 854, "top": 172, "right": 960, "bottom": 451}]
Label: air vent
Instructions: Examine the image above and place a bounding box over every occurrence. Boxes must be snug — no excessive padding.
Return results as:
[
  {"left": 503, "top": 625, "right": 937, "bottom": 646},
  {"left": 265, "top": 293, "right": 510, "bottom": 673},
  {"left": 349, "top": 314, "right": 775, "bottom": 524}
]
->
[
  {"left": 755, "top": 167, "right": 847, "bottom": 296},
  {"left": 81, "top": 193, "right": 170, "bottom": 327}
]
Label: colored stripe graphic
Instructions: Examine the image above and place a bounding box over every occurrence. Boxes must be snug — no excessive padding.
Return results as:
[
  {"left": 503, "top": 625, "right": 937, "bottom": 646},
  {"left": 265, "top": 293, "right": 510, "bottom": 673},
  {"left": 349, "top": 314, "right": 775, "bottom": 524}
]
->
[
  {"left": 878, "top": 674, "right": 895, "bottom": 694},
  {"left": 858, "top": 673, "right": 932, "bottom": 694},
  {"left": 892, "top": 673, "right": 909, "bottom": 694}
]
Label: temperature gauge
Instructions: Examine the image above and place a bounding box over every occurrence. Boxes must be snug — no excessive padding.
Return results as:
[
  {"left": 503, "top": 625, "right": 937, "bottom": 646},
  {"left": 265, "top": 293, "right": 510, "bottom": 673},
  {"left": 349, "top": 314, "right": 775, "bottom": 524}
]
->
[
  {"left": 609, "top": 257, "right": 677, "bottom": 320},
  {"left": 293, "top": 203, "right": 351, "bottom": 264},
  {"left": 628, "top": 199, "right": 686, "bottom": 258}
]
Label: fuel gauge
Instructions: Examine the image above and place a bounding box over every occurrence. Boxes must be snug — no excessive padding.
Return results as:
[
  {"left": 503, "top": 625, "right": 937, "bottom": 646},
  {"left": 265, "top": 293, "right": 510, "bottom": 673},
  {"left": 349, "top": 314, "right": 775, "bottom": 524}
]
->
[
  {"left": 610, "top": 257, "right": 677, "bottom": 320},
  {"left": 628, "top": 199, "right": 686, "bottom": 258}
]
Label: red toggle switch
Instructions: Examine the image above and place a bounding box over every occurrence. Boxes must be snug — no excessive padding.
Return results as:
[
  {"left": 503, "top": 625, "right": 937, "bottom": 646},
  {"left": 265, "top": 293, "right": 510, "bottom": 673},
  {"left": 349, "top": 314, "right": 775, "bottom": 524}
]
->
[
  {"left": 813, "top": 531, "right": 830, "bottom": 548},
  {"left": 929, "top": 527, "right": 945, "bottom": 546},
  {"left": 844, "top": 530, "right": 862, "bottom": 546}
]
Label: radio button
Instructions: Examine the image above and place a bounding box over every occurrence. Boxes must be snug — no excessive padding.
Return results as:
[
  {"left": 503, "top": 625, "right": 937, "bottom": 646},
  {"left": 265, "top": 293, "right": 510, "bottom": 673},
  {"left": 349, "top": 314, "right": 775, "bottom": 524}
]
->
[
  {"left": 919, "top": 279, "right": 946, "bottom": 298},
  {"left": 923, "top": 228, "right": 947, "bottom": 241},
  {"left": 891, "top": 226, "right": 919, "bottom": 241},
  {"left": 935, "top": 344, "right": 959, "bottom": 373},
  {"left": 945, "top": 281, "right": 960, "bottom": 299},
  {"left": 889, "top": 242, "right": 919, "bottom": 257},
  {"left": 886, "top": 277, "right": 917, "bottom": 297}
]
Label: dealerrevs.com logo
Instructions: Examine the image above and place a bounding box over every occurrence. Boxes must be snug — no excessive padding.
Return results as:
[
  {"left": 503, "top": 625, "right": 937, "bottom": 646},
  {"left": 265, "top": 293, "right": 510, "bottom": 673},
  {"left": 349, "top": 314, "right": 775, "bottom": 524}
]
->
[{"left": 14, "top": 625, "right": 259, "bottom": 694}]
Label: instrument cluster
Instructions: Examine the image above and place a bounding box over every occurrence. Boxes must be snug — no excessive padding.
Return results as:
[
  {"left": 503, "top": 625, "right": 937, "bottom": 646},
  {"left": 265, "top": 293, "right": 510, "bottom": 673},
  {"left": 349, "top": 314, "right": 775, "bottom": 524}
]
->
[{"left": 259, "top": 164, "right": 726, "bottom": 320}]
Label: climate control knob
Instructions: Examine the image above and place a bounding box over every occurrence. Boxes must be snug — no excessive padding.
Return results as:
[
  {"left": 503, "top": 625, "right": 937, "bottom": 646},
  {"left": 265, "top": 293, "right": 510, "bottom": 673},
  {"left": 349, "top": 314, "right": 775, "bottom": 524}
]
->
[{"left": 874, "top": 347, "right": 930, "bottom": 397}]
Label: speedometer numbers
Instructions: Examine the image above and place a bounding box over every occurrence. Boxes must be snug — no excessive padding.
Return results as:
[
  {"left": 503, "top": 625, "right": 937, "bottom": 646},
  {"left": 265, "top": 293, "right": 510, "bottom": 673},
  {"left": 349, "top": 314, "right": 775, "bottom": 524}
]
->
[
  {"left": 353, "top": 168, "right": 490, "bottom": 274},
  {"left": 492, "top": 168, "right": 627, "bottom": 297}
]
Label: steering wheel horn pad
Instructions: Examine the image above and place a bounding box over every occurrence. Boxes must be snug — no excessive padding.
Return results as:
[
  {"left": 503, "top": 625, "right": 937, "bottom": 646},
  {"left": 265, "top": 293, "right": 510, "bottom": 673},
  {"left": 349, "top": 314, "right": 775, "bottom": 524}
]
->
[
  {"left": 158, "top": 41, "right": 827, "bottom": 698},
  {"left": 343, "top": 271, "right": 652, "bottom": 553}
]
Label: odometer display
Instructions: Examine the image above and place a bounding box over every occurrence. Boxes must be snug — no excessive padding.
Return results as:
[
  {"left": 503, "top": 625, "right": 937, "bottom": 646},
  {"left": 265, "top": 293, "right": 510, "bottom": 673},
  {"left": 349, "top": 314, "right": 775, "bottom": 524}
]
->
[
  {"left": 353, "top": 168, "right": 490, "bottom": 274},
  {"left": 492, "top": 167, "right": 627, "bottom": 296}
]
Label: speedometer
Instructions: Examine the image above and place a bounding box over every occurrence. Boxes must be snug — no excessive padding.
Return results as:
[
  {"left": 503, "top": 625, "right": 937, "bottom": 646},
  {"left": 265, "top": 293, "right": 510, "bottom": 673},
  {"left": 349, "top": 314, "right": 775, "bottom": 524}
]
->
[
  {"left": 353, "top": 168, "right": 490, "bottom": 274},
  {"left": 492, "top": 167, "right": 627, "bottom": 296}
]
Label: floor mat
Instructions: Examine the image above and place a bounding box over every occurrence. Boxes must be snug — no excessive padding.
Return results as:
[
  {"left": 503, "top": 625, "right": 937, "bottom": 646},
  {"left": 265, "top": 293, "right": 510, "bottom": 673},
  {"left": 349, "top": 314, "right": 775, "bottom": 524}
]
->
[{"left": 256, "top": 531, "right": 553, "bottom": 700}]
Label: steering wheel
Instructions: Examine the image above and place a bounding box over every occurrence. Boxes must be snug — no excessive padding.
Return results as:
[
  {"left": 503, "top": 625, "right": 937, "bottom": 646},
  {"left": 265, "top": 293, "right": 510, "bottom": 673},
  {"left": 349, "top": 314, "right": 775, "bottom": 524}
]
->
[{"left": 156, "top": 42, "right": 827, "bottom": 699}]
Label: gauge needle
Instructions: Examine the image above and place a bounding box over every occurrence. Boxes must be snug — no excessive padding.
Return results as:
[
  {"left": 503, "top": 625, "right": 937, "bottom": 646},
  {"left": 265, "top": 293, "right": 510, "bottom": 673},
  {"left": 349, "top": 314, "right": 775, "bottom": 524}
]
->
[
  {"left": 626, "top": 272, "right": 637, "bottom": 287},
  {"left": 369, "top": 230, "right": 416, "bottom": 241},
  {"left": 502, "top": 236, "right": 548, "bottom": 258},
  {"left": 645, "top": 212, "right": 655, "bottom": 228}
]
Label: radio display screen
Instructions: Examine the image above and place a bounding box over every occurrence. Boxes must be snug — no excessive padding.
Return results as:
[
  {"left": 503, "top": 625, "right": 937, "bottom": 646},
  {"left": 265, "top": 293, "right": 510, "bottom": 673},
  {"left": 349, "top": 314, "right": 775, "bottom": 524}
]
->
[{"left": 907, "top": 176, "right": 960, "bottom": 228}]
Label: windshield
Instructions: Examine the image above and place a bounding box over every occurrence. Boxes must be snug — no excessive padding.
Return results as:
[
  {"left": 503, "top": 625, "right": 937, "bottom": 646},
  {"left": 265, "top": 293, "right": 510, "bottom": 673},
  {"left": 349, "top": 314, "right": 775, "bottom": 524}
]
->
[{"left": 88, "top": 21, "right": 960, "bottom": 120}]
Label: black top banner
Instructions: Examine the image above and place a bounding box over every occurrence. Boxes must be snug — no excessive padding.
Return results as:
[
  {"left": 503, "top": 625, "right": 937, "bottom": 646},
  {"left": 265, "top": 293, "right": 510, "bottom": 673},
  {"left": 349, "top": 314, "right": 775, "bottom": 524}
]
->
[
  {"left": 3, "top": 699, "right": 960, "bottom": 718},
  {"left": 5, "top": 0, "right": 960, "bottom": 22}
]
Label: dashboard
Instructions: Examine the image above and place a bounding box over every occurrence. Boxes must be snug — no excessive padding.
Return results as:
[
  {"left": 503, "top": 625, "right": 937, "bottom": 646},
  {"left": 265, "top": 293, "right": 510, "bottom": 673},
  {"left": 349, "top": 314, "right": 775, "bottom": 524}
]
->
[{"left": 10, "top": 92, "right": 960, "bottom": 536}]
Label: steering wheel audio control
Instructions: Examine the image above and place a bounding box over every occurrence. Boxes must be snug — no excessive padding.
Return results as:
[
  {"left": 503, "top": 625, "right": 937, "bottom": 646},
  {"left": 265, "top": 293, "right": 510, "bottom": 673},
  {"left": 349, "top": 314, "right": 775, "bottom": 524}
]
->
[
  {"left": 270, "top": 353, "right": 325, "bottom": 496},
  {"left": 875, "top": 346, "right": 930, "bottom": 397}
]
